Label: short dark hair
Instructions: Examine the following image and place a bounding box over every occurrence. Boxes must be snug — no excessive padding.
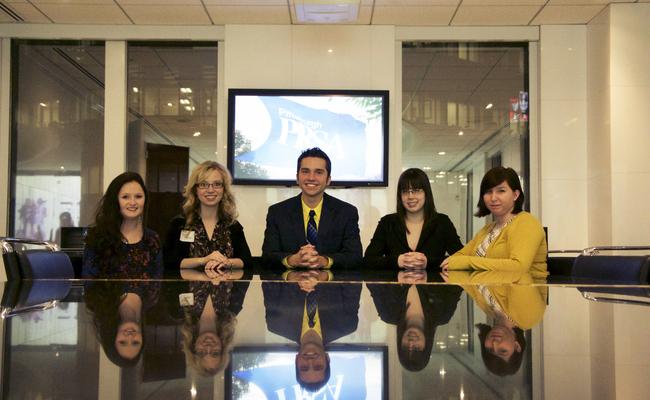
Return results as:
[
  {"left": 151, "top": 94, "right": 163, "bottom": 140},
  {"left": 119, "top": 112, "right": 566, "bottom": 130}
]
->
[
  {"left": 295, "top": 353, "right": 331, "bottom": 392},
  {"left": 396, "top": 168, "right": 437, "bottom": 232},
  {"left": 475, "top": 166, "right": 525, "bottom": 217},
  {"left": 297, "top": 147, "right": 331, "bottom": 177},
  {"left": 477, "top": 323, "right": 526, "bottom": 376}
]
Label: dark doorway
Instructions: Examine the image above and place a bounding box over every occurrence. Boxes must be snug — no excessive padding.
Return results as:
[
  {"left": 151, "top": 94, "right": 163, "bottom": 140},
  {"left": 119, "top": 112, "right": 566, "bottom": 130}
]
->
[{"left": 145, "top": 143, "right": 188, "bottom": 243}]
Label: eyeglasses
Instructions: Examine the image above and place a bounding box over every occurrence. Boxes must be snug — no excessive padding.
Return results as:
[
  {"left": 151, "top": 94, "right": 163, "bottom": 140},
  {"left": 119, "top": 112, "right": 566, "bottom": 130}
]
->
[
  {"left": 401, "top": 188, "right": 424, "bottom": 195},
  {"left": 196, "top": 350, "right": 222, "bottom": 357},
  {"left": 197, "top": 181, "right": 223, "bottom": 190}
]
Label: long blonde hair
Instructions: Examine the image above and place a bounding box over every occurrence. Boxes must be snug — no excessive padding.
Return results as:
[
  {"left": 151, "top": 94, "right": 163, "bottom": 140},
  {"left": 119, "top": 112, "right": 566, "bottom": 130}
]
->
[
  {"left": 181, "top": 308, "right": 236, "bottom": 377},
  {"left": 182, "top": 161, "right": 238, "bottom": 227}
]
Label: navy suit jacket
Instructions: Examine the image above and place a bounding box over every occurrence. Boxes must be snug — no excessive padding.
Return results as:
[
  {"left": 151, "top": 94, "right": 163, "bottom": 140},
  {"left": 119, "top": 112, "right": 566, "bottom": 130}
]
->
[
  {"left": 262, "top": 193, "right": 362, "bottom": 268},
  {"left": 262, "top": 282, "right": 362, "bottom": 344}
]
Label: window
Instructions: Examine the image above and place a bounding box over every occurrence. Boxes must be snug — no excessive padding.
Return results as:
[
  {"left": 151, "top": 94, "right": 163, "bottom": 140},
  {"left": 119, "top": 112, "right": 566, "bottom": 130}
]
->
[
  {"left": 402, "top": 42, "right": 529, "bottom": 240},
  {"left": 11, "top": 41, "right": 105, "bottom": 242}
]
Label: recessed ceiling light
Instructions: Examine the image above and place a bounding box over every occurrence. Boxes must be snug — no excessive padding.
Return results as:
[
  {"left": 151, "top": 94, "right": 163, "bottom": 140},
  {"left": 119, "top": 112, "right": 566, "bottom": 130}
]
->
[
  {"left": 167, "top": 102, "right": 173, "bottom": 107},
  {"left": 485, "top": 103, "right": 493, "bottom": 110},
  {"left": 438, "top": 151, "right": 446, "bottom": 155},
  {"left": 327, "top": 48, "right": 333, "bottom": 53},
  {"left": 132, "top": 87, "right": 139, "bottom": 93},
  {"left": 458, "top": 131, "right": 464, "bottom": 136},
  {"left": 193, "top": 131, "right": 201, "bottom": 137},
  {"left": 60, "top": 166, "right": 65, "bottom": 170}
]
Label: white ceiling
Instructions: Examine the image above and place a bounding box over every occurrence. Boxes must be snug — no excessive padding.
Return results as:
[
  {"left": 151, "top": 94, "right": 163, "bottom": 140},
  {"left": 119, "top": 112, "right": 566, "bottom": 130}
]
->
[{"left": 0, "top": 0, "right": 638, "bottom": 26}]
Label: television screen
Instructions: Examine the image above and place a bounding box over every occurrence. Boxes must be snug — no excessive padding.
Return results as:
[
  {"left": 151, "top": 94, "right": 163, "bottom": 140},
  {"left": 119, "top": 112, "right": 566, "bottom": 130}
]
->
[
  {"left": 227, "top": 346, "right": 387, "bottom": 400},
  {"left": 227, "top": 89, "right": 389, "bottom": 187}
]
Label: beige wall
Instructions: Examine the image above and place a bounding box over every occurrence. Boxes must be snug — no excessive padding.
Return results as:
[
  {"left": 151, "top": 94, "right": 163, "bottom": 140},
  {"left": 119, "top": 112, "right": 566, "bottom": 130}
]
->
[
  {"left": 220, "top": 25, "right": 398, "bottom": 256},
  {"left": 542, "top": 3, "right": 650, "bottom": 399},
  {"left": 540, "top": 25, "right": 589, "bottom": 252}
]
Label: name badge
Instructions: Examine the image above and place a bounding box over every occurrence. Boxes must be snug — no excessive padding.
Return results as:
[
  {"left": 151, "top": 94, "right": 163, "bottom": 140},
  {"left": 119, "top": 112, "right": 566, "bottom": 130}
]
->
[
  {"left": 180, "top": 230, "right": 195, "bottom": 242},
  {"left": 179, "top": 292, "right": 195, "bottom": 306}
]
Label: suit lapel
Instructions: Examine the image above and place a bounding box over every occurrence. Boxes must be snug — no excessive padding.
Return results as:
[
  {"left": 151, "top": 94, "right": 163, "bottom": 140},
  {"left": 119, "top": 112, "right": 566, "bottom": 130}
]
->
[
  {"left": 318, "top": 194, "right": 335, "bottom": 244},
  {"left": 290, "top": 194, "right": 306, "bottom": 245}
]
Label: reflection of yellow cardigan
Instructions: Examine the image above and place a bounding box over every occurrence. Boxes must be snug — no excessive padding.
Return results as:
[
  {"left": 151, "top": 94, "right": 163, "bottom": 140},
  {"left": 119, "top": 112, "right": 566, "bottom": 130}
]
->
[
  {"left": 447, "top": 270, "right": 547, "bottom": 329},
  {"left": 448, "top": 211, "right": 548, "bottom": 279}
]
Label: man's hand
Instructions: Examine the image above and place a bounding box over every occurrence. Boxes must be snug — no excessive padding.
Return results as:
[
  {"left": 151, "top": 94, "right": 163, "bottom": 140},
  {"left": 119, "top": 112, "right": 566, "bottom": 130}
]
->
[
  {"left": 397, "top": 252, "right": 428, "bottom": 269},
  {"left": 287, "top": 244, "right": 327, "bottom": 268}
]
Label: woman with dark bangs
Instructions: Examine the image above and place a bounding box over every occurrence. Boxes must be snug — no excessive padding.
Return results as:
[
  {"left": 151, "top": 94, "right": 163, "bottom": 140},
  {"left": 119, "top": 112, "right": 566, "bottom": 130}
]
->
[
  {"left": 441, "top": 166, "right": 547, "bottom": 278},
  {"left": 82, "top": 172, "right": 162, "bottom": 279},
  {"left": 364, "top": 168, "right": 463, "bottom": 269},
  {"left": 443, "top": 270, "right": 547, "bottom": 376}
]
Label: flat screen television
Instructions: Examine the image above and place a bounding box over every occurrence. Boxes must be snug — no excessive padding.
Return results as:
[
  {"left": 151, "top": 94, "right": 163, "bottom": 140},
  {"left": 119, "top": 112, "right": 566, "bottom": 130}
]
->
[{"left": 227, "top": 88, "right": 389, "bottom": 187}]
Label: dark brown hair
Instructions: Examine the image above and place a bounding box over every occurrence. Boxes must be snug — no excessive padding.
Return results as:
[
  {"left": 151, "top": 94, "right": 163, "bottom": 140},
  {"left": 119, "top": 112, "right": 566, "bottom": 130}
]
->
[
  {"left": 396, "top": 168, "right": 437, "bottom": 233},
  {"left": 477, "top": 323, "right": 526, "bottom": 376},
  {"left": 475, "top": 166, "right": 524, "bottom": 217}
]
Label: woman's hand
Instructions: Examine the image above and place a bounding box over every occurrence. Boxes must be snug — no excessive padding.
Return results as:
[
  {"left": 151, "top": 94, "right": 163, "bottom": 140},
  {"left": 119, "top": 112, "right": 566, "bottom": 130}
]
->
[
  {"left": 398, "top": 252, "right": 427, "bottom": 269},
  {"left": 203, "top": 251, "right": 232, "bottom": 269},
  {"left": 398, "top": 269, "right": 427, "bottom": 283},
  {"left": 440, "top": 257, "right": 450, "bottom": 272}
]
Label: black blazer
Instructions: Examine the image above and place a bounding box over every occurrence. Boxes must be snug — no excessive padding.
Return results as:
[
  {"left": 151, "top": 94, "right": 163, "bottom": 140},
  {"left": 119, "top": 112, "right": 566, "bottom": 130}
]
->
[
  {"left": 367, "top": 283, "right": 463, "bottom": 327},
  {"left": 163, "top": 215, "right": 252, "bottom": 272},
  {"left": 262, "top": 282, "right": 362, "bottom": 344},
  {"left": 363, "top": 213, "right": 463, "bottom": 268},
  {"left": 261, "top": 193, "right": 362, "bottom": 268}
]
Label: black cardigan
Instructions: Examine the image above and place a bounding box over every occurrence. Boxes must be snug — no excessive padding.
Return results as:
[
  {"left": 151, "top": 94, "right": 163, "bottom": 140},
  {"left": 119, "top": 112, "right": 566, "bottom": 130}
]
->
[
  {"left": 163, "top": 215, "right": 252, "bottom": 271},
  {"left": 363, "top": 212, "right": 463, "bottom": 269}
]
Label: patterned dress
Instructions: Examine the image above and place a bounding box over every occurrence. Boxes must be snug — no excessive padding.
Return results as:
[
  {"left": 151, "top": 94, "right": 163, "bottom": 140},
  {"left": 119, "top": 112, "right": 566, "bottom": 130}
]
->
[{"left": 82, "top": 227, "right": 163, "bottom": 279}]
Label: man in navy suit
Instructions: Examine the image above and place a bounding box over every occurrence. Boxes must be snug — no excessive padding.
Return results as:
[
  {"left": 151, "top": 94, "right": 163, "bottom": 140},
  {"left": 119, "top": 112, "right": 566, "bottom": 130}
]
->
[
  {"left": 262, "top": 147, "right": 362, "bottom": 268},
  {"left": 262, "top": 281, "right": 362, "bottom": 392}
]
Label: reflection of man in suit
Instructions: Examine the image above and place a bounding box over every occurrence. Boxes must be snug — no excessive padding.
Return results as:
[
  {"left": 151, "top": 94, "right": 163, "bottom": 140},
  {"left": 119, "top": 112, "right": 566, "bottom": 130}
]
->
[
  {"left": 262, "top": 281, "right": 362, "bottom": 392},
  {"left": 262, "top": 147, "right": 362, "bottom": 268}
]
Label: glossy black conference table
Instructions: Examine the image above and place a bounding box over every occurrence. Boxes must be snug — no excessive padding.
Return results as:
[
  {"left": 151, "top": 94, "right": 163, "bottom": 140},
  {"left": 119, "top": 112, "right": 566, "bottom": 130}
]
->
[{"left": 1, "top": 269, "right": 649, "bottom": 400}]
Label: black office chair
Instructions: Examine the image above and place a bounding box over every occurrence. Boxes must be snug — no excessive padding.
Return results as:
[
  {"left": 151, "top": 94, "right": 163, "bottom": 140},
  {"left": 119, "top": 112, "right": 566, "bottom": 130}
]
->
[
  {"left": 549, "top": 245, "right": 650, "bottom": 306},
  {"left": 1, "top": 237, "right": 74, "bottom": 280},
  {"left": 1, "top": 279, "right": 72, "bottom": 319}
]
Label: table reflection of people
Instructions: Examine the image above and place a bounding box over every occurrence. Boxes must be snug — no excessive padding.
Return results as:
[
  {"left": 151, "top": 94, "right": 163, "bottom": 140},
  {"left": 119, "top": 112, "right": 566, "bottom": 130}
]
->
[
  {"left": 364, "top": 168, "right": 462, "bottom": 269},
  {"left": 180, "top": 269, "right": 250, "bottom": 376},
  {"left": 367, "top": 273, "right": 463, "bottom": 371},
  {"left": 83, "top": 172, "right": 161, "bottom": 278},
  {"left": 164, "top": 161, "right": 251, "bottom": 274},
  {"left": 262, "top": 280, "right": 361, "bottom": 392},
  {"left": 84, "top": 281, "right": 160, "bottom": 367},
  {"left": 444, "top": 270, "right": 547, "bottom": 376},
  {"left": 441, "top": 167, "right": 547, "bottom": 279}
]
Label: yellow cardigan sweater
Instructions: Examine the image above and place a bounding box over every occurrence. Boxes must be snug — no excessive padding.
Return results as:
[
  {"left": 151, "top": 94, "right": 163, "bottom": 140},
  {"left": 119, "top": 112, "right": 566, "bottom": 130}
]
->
[
  {"left": 447, "top": 211, "right": 548, "bottom": 279},
  {"left": 447, "top": 270, "right": 547, "bottom": 329}
]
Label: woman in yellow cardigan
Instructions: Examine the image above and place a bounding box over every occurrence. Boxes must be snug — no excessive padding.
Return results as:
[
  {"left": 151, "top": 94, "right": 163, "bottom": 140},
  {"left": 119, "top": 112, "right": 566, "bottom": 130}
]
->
[{"left": 440, "top": 166, "right": 548, "bottom": 279}]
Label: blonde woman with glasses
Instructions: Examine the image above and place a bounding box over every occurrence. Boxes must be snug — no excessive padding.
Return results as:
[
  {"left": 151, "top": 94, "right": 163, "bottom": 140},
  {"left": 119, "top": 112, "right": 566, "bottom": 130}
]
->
[{"left": 164, "top": 161, "right": 251, "bottom": 275}]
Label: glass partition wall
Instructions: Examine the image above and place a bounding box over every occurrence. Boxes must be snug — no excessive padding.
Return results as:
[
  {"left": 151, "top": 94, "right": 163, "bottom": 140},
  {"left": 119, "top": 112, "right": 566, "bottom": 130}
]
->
[
  {"left": 402, "top": 42, "right": 529, "bottom": 242},
  {"left": 401, "top": 42, "right": 531, "bottom": 400},
  {"left": 10, "top": 41, "right": 105, "bottom": 242},
  {"left": 126, "top": 42, "right": 218, "bottom": 238}
]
